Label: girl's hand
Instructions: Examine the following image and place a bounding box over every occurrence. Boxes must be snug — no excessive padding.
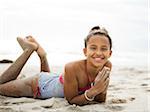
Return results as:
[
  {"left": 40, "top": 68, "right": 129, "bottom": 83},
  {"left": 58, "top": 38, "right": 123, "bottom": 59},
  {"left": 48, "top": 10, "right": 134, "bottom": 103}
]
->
[
  {"left": 94, "top": 67, "right": 110, "bottom": 84},
  {"left": 92, "top": 67, "right": 110, "bottom": 95},
  {"left": 104, "top": 60, "right": 112, "bottom": 70}
]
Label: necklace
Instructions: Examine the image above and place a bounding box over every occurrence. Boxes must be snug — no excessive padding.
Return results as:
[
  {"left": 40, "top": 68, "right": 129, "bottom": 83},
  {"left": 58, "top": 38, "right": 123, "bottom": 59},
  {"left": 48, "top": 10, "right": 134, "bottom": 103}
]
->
[{"left": 84, "top": 60, "right": 95, "bottom": 87}]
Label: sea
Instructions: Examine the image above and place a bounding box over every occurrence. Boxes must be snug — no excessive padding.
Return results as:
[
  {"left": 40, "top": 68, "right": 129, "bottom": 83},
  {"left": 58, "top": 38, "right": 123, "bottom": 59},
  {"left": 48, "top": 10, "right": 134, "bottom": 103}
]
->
[{"left": 0, "top": 0, "right": 149, "bottom": 71}]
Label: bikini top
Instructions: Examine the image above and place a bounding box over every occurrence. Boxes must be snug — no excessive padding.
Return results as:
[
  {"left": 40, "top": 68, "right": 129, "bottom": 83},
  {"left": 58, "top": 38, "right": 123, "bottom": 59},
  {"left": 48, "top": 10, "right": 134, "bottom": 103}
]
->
[
  {"left": 59, "top": 75, "right": 91, "bottom": 93},
  {"left": 59, "top": 60, "right": 95, "bottom": 93}
]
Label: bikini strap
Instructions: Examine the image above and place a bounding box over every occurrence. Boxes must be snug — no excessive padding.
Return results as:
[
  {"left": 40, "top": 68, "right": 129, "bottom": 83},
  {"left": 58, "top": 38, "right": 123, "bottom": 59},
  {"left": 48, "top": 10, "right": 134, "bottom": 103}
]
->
[{"left": 84, "top": 60, "right": 95, "bottom": 87}]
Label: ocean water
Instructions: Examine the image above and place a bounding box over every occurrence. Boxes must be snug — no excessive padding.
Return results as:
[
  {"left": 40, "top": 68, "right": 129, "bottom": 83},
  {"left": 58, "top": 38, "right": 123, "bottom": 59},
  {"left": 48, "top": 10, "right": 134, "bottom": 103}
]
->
[{"left": 0, "top": 0, "right": 148, "bottom": 70}]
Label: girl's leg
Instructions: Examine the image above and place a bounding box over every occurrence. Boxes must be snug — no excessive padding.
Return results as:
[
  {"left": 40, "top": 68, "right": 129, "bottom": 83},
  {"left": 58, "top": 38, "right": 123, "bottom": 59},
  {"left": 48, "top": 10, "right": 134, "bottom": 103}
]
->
[
  {"left": 0, "top": 75, "right": 38, "bottom": 97},
  {"left": 0, "top": 37, "right": 38, "bottom": 84}
]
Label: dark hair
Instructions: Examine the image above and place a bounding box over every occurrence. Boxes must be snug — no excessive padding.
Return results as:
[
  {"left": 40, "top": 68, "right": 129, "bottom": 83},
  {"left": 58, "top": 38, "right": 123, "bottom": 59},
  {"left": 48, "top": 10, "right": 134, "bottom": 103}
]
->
[{"left": 84, "top": 26, "right": 112, "bottom": 50}]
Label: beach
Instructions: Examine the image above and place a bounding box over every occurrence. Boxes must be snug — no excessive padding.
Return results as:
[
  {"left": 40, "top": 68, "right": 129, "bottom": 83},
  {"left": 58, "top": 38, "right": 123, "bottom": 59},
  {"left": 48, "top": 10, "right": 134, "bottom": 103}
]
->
[
  {"left": 0, "top": 62, "right": 149, "bottom": 112},
  {"left": 0, "top": 0, "right": 148, "bottom": 111}
]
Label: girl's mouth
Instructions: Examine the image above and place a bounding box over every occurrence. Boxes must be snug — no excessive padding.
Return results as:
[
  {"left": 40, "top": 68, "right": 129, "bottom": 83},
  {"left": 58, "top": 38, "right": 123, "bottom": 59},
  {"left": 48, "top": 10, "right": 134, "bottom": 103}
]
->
[{"left": 94, "top": 57, "right": 104, "bottom": 63}]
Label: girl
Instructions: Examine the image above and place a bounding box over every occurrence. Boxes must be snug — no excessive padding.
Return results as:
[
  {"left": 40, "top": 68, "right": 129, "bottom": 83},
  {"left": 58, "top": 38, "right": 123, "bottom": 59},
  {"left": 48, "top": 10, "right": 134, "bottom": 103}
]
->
[{"left": 0, "top": 26, "right": 112, "bottom": 106}]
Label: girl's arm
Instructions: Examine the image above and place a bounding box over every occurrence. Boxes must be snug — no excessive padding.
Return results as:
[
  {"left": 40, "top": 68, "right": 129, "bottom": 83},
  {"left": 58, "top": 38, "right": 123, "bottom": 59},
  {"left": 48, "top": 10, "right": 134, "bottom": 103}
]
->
[
  {"left": 94, "top": 82, "right": 109, "bottom": 103},
  {"left": 64, "top": 63, "right": 97, "bottom": 105},
  {"left": 94, "top": 60, "right": 112, "bottom": 102},
  {"left": 64, "top": 63, "right": 109, "bottom": 105},
  {"left": 94, "top": 93, "right": 107, "bottom": 103}
]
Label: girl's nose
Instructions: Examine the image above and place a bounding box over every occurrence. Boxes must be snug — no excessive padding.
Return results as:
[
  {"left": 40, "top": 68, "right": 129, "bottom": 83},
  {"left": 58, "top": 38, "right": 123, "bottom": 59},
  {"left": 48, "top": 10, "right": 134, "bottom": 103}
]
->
[{"left": 96, "top": 50, "right": 103, "bottom": 55}]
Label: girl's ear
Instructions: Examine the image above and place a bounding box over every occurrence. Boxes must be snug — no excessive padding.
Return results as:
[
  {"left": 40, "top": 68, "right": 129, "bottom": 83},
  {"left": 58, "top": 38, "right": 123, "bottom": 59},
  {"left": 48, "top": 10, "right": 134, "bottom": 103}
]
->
[
  {"left": 109, "top": 50, "right": 112, "bottom": 57},
  {"left": 83, "top": 48, "right": 87, "bottom": 56}
]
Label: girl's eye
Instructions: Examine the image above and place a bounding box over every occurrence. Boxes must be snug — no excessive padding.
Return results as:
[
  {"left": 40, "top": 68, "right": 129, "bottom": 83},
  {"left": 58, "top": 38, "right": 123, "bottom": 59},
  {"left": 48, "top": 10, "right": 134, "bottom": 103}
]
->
[
  {"left": 101, "top": 48, "right": 108, "bottom": 51},
  {"left": 90, "top": 47, "right": 96, "bottom": 50}
]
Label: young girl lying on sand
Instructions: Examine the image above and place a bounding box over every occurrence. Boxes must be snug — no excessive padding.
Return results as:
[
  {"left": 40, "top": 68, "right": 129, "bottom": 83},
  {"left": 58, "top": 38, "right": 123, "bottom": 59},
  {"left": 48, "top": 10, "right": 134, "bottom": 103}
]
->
[{"left": 0, "top": 26, "right": 112, "bottom": 106}]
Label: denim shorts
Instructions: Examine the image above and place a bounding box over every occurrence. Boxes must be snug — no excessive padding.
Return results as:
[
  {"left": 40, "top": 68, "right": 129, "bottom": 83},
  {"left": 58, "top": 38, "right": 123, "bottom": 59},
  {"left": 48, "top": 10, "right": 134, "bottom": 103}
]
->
[{"left": 38, "top": 72, "right": 64, "bottom": 99}]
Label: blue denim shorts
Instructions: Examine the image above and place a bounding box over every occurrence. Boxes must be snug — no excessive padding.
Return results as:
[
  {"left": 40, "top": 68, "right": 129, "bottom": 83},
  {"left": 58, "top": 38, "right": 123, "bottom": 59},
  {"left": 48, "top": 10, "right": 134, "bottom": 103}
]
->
[{"left": 38, "top": 72, "right": 64, "bottom": 99}]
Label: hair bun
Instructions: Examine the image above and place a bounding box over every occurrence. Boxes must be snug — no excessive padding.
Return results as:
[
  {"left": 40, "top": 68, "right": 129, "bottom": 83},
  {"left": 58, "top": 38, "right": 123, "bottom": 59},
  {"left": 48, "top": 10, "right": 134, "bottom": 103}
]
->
[
  {"left": 89, "top": 26, "right": 108, "bottom": 35},
  {"left": 91, "top": 26, "right": 100, "bottom": 31}
]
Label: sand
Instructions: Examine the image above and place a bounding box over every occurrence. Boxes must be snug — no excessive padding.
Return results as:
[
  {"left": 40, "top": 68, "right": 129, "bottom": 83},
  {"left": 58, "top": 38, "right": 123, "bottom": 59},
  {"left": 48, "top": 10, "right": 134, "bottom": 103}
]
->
[{"left": 0, "top": 63, "right": 149, "bottom": 112}]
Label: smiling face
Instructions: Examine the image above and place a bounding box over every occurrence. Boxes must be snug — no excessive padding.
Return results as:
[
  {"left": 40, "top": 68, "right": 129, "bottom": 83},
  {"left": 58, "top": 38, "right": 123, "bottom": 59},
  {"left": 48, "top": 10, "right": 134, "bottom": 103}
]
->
[{"left": 83, "top": 34, "right": 112, "bottom": 68}]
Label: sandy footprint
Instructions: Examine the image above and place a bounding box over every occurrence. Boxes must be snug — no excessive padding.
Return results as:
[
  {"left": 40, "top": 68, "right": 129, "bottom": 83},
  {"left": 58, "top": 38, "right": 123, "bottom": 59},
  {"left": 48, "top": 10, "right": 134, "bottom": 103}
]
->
[
  {"left": 146, "top": 89, "right": 150, "bottom": 92},
  {"left": 0, "top": 107, "right": 13, "bottom": 112},
  {"left": 141, "top": 83, "right": 148, "bottom": 86},
  {"left": 105, "top": 105, "right": 124, "bottom": 111},
  {"left": 143, "top": 77, "right": 150, "bottom": 80},
  {"left": 3, "top": 97, "right": 36, "bottom": 105},
  {"left": 109, "top": 98, "right": 127, "bottom": 104},
  {"left": 129, "top": 97, "right": 136, "bottom": 101}
]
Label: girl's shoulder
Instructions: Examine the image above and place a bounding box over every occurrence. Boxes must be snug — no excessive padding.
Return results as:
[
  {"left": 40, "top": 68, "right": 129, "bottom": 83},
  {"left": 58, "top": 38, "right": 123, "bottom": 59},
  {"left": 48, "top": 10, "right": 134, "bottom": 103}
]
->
[
  {"left": 65, "top": 59, "right": 85, "bottom": 69},
  {"left": 64, "top": 60, "right": 86, "bottom": 79}
]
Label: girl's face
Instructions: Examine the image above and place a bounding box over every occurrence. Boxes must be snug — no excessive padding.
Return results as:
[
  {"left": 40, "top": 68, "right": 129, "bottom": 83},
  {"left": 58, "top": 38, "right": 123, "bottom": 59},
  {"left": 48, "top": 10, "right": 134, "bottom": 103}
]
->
[{"left": 83, "top": 35, "right": 112, "bottom": 68}]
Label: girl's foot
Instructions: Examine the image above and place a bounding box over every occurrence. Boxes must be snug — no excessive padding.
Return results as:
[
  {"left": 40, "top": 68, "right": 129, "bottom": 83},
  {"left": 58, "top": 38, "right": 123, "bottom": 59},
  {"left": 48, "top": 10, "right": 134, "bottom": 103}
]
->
[
  {"left": 25, "top": 36, "right": 46, "bottom": 58},
  {"left": 17, "top": 37, "right": 38, "bottom": 51}
]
